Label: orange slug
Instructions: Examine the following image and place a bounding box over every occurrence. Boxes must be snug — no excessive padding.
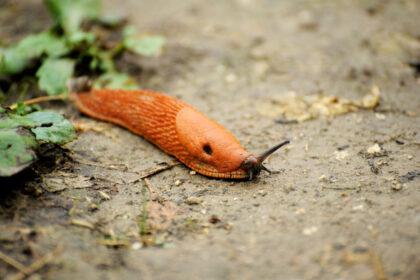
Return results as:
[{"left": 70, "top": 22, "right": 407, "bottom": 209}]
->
[{"left": 70, "top": 88, "right": 289, "bottom": 180}]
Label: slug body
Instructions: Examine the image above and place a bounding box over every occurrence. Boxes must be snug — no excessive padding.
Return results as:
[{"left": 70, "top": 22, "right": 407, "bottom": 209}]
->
[{"left": 71, "top": 89, "right": 289, "bottom": 180}]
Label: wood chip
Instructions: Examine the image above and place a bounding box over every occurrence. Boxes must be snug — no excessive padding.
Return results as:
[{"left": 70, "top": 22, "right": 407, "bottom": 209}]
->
[
  {"left": 98, "top": 191, "right": 111, "bottom": 200},
  {"left": 70, "top": 219, "right": 94, "bottom": 230}
]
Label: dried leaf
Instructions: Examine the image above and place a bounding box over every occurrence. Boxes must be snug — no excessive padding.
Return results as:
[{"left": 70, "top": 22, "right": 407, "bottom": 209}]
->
[
  {"left": 145, "top": 201, "right": 184, "bottom": 231},
  {"left": 258, "top": 86, "right": 381, "bottom": 122}
]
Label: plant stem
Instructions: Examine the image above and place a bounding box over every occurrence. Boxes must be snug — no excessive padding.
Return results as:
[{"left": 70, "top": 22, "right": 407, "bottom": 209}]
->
[{"left": 9, "top": 94, "right": 68, "bottom": 110}]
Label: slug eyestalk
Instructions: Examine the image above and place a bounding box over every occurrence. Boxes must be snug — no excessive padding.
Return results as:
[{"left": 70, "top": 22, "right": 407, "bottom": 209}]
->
[{"left": 241, "top": 140, "right": 290, "bottom": 180}]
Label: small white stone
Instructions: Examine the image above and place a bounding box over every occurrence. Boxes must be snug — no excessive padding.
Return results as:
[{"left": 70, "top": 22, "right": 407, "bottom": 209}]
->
[
  {"left": 190, "top": 171, "right": 196, "bottom": 175},
  {"left": 225, "top": 73, "right": 237, "bottom": 83},
  {"left": 175, "top": 180, "right": 183, "bottom": 186},
  {"left": 253, "top": 61, "right": 269, "bottom": 76},
  {"left": 367, "top": 143, "right": 382, "bottom": 154},
  {"left": 318, "top": 174, "right": 326, "bottom": 181},
  {"left": 186, "top": 197, "right": 203, "bottom": 205},
  {"left": 295, "top": 208, "right": 306, "bottom": 215},
  {"left": 375, "top": 113, "right": 386, "bottom": 120},
  {"left": 352, "top": 204, "right": 364, "bottom": 211},
  {"left": 302, "top": 226, "right": 318, "bottom": 236},
  {"left": 334, "top": 150, "right": 349, "bottom": 160},
  {"left": 131, "top": 242, "right": 143, "bottom": 250}
]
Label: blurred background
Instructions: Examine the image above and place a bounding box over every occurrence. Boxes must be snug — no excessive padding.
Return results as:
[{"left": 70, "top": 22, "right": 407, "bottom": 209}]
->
[{"left": 0, "top": 1, "right": 419, "bottom": 279}]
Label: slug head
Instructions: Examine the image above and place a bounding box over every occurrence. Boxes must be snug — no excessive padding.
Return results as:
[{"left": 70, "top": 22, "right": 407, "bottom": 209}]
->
[
  {"left": 240, "top": 140, "right": 290, "bottom": 180},
  {"left": 176, "top": 106, "right": 290, "bottom": 180}
]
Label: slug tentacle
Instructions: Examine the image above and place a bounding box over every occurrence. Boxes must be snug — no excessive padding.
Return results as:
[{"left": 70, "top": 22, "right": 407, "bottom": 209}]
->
[
  {"left": 71, "top": 88, "right": 289, "bottom": 180},
  {"left": 239, "top": 140, "right": 290, "bottom": 180}
]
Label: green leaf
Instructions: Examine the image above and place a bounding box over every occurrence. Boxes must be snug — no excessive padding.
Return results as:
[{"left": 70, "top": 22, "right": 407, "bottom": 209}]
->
[
  {"left": 94, "top": 72, "right": 139, "bottom": 90},
  {"left": 123, "top": 26, "right": 165, "bottom": 57},
  {"left": 68, "top": 31, "right": 96, "bottom": 45},
  {"left": 36, "top": 58, "right": 75, "bottom": 95},
  {"left": 87, "top": 47, "right": 115, "bottom": 72},
  {"left": 15, "top": 102, "right": 40, "bottom": 116},
  {"left": 0, "top": 32, "right": 70, "bottom": 75},
  {"left": 0, "top": 127, "right": 37, "bottom": 177},
  {"left": 0, "top": 108, "right": 76, "bottom": 176},
  {"left": 0, "top": 113, "right": 36, "bottom": 129},
  {"left": 26, "top": 111, "right": 76, "bottom": 145},
  {"left": 44, "top": 0, "right": 100, "bottom": 35}
]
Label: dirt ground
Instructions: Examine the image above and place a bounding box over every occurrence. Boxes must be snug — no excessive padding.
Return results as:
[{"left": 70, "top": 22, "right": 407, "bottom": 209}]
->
[{"left": 1, "top": 0, "right": 420, "bottom": 279}]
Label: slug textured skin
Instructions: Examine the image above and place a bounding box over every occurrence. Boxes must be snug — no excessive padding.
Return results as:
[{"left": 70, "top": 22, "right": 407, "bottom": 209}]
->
[{"left": 71, "top": 89, "right": 252, "bottom": 179}]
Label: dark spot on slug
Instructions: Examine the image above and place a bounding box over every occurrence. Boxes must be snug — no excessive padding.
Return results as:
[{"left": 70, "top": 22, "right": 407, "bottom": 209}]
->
[{"left": 203, "top": 144, "right": 212, "bottom": 155}]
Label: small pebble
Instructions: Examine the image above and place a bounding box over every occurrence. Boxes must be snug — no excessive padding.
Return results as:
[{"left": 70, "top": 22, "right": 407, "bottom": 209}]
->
[
  {"left": 352, "top": 205, "right": 364, "bottom": 211},
  {"left": 337, "top": 144, "right": 349, "bottom": 151},
  {"left": 391, "top": 184, "right": 402, "bottom": 191},
  {"left": 175, "top": 180, "right": 183, "bottom": 186},
  {"left": 407, "top": 154, "right": 413, "bottom": 160},
  {"left": 295, "top": 208, "right": 306, "bottom": 215},
  {"left": 257, "top": 190, "right": 268, "bottom": 197},
  {"left": 89, "top": 203, "right": 99, "bottom": 211},
  {"left": 302, "top": 226, "right": 318, "bottom": 236},
  {"left": 353, "top": 246, "right": 368, "bottom": 253},
  {"left": 209, "top": 215, "right": 221, "bottom": 224},
  {"left": 395, "top": 139, "right": 404, "bottom": 145},
  {"left": 333, "top": 243, "right": 345, "bottom": 250},
  {"left": 334, "top": 150, "right": 349, "bottom": 160},
  {"left": 367, "top": 143, "right": 382, "bottom": 154},
  {"left": 298, "top": 10, "right": 318, "bottom": 30},
  {"left": 131, "top": 242, "right": 143, "bottom": 250},
  {"left": 225, "top": 73, "right": 237, "bottom": 83},
  {"left": 253, "top": 61, "right": 269, "bottom": 76},
  {"left": 190, "top": 171, "right": 196, "bottom": 175},
  {"left": 186, "top": 197, "right": 203, "bottom": 205},
  {"left": 375, "top": 113, "right": 386, "bottom": 120},
  {"left": 318, "top": 174, "right": 327, "bottom": 181}
]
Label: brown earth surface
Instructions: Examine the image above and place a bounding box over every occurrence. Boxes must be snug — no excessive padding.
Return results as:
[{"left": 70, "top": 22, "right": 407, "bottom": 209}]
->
[{"left": 1, "top": 0, "right": 419, "bottom": 279}]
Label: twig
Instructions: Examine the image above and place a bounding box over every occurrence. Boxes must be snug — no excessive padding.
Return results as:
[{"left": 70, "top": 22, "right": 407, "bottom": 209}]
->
[
  {"left": 71, "top": 157, "right": 129, "bottom": 172},
  {"left": 8, "top": 94, "right": 67, "bottom": 110},
  {"left": 70, "top": 219, "right": 95, "bottom": 230},
  {"left": 323, "top": 186, "right": 359, "bottom": 190},
  {"left": 144, "top": 178, "right": 158, "bottom": 200},
  {"left": 371, "top": 251, "right": 387, "bottom": 280},
  {"left": 131, "top": 160, "right": 180, "bottom": 182},
  {"left": 9, "top": 247, "right": 62, "bottom": 280},
  {"left": 72, "top": 156, "right": 180, "bottom": 180},
  {"left": 68, "top": 190, "right": 80, "bottom": 216},
  {"left": 0, "top": 251, "right": 30, "bottom": 274},
  {"left": 98, "top": 238, "right": 130, "bottom": 247},
  {"left": 139, "top": 182, "right": 149, "bottom": 237},
  {"left": 94, "top": 176, "right": 124, "bottom": 185}
]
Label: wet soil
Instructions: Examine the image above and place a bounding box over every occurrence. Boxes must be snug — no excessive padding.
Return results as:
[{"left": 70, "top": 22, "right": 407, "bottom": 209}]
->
[{"left": 1, "top": 0, "right": 419, "bottom": 279}]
